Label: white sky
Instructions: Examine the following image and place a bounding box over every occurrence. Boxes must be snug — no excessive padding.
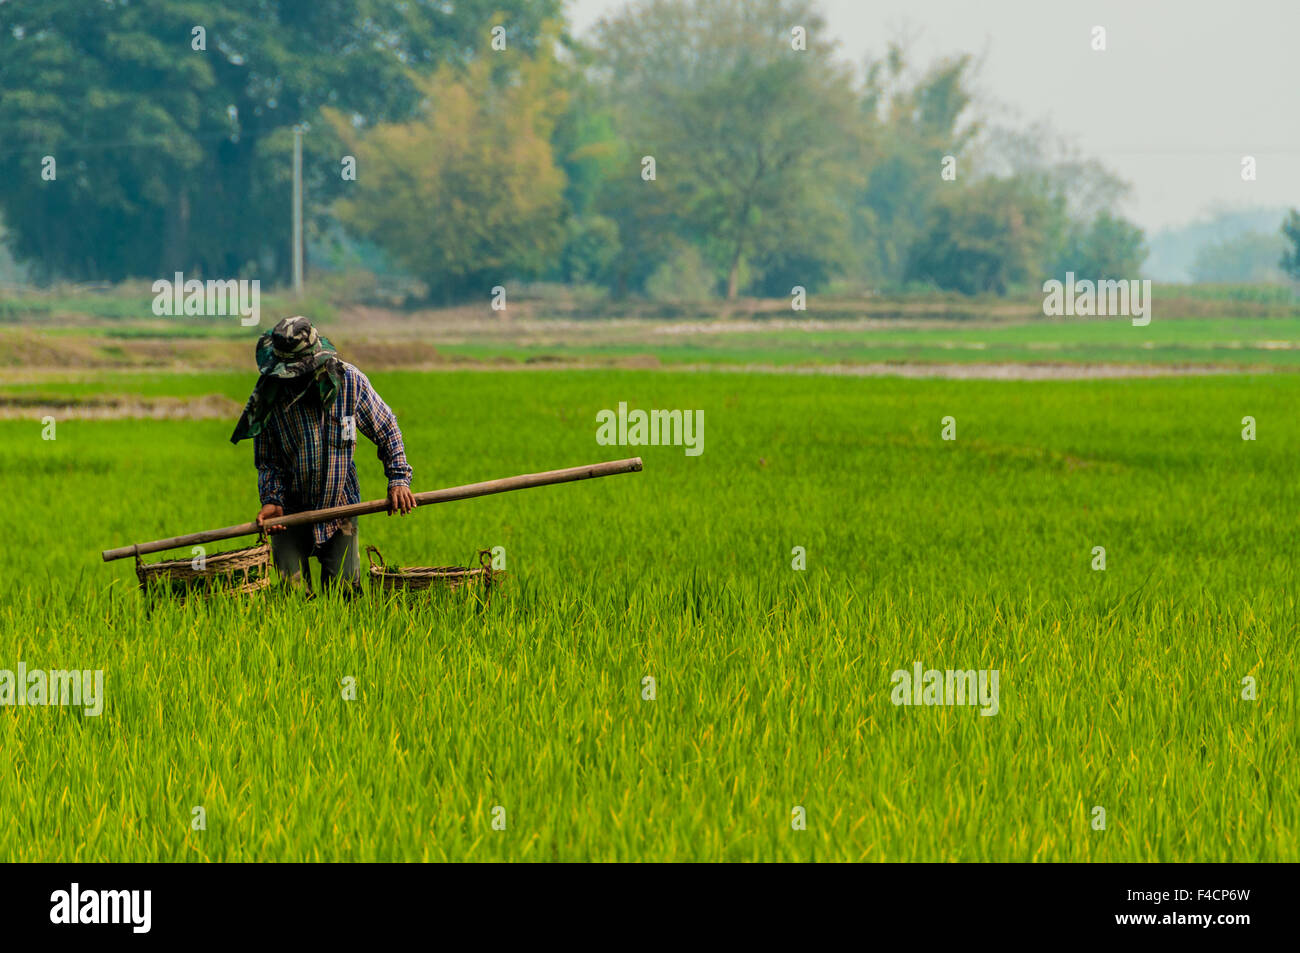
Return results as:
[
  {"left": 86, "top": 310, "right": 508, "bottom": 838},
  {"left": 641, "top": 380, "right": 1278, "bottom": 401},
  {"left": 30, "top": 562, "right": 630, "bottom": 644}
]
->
[{"left": 568, "top": 0, "right": 1300, "bottom": 232}]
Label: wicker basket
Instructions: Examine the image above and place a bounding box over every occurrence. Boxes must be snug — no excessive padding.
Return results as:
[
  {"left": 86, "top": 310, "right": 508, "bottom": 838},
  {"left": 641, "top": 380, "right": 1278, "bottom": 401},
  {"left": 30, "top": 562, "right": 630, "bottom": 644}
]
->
[
  {"left": 135, "top": 539, "right": 272, "bottom": 602},
  {"left": 366, "top": 546, "right": 501, "bottom": 599}
]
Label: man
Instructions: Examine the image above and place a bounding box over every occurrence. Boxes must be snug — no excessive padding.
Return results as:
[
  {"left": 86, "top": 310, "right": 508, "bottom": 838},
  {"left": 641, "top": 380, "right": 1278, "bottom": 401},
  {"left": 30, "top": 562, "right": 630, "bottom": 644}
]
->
[{"left": 230, "top": 315, "right": 417, "bottom": 594}]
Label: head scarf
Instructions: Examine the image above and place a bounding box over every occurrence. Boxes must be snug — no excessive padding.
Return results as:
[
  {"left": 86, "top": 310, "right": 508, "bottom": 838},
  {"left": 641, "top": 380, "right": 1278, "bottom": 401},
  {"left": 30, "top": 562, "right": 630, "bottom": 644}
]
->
[{"left": 230, "top": 316, "right": 342, "bottom": 444}]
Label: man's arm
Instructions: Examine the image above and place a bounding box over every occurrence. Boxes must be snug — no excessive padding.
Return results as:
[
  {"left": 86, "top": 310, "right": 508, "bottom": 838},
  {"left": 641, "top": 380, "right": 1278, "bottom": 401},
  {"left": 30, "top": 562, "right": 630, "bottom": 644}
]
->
[
  {"left": 353, "top": 369, "right": 416, "bottom": 514},
  {"left": 254, "top": 431, "right": 289, "bottom": 531}
]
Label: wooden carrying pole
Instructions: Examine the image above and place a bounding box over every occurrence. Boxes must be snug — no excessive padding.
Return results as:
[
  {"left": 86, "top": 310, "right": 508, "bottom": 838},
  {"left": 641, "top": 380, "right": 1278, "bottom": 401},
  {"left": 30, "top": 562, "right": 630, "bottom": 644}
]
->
[{"left": 102, "top": 457, "right": 643, "bottom": 562}]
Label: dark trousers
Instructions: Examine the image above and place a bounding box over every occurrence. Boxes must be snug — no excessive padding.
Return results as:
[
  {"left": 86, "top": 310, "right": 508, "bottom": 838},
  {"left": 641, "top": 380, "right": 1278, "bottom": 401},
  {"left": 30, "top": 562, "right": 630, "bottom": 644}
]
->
[{"left": 270, "top": 519, "right": 360, "bottom": 595}]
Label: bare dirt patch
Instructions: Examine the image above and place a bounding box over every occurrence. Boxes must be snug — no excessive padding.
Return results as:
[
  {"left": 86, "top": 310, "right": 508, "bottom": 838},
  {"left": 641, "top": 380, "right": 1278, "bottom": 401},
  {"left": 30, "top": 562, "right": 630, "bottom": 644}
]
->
[
  {"left": 1, "top": 329, "right": 248, "bottom": 371},
  {"left": 342, "top": 339, "right": 445, "bottom": 367}
]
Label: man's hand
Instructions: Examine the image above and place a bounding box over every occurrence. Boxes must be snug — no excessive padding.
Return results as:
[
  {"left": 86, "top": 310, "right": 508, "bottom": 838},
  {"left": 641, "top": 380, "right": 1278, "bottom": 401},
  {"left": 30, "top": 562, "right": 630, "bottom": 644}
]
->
[
  {"left": 388, "top": 485, "right": 417, "bottom": 516},
  {"left": 257, "top": 503, "right": 287, "bottom": 533}
]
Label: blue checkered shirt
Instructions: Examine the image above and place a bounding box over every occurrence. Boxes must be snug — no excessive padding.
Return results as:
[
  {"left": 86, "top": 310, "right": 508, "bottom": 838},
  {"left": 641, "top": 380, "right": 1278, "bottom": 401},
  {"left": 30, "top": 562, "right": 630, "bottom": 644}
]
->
[{"left": 254, "top": 362, "right": 412, "bottom": 546}]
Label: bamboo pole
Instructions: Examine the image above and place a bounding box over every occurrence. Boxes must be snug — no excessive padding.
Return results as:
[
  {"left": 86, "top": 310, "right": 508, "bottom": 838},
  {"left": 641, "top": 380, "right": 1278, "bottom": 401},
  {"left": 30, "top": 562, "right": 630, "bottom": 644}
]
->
[{"left": 102, "top": 457, "right": 643, "bottom": 562}]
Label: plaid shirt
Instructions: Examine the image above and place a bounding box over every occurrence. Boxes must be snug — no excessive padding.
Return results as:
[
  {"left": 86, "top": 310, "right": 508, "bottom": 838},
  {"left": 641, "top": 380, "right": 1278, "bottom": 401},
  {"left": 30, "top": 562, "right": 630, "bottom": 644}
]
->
[{"left": 254, "top": 362, "right": 412, "bottom": 546}]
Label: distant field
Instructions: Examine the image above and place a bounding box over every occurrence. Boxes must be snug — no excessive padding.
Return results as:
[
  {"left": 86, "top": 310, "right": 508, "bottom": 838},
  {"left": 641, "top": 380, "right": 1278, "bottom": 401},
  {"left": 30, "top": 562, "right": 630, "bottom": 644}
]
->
[
  {"left": 3, "top": 284, "right": 1300, "bottom": 373},
  {"left": 6, "top": 314, "right": 1300, "bottom": 373},
  {"left": 427, "top": 315, "right": 1300, "bottom": 368},
  {"left": 0, "top": 368, "right": 1294, "bottom": 860}
]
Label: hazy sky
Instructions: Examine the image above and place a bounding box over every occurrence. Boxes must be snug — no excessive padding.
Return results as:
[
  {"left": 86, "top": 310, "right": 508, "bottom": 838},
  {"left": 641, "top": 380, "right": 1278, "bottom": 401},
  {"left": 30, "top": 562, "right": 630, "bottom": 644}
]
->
[{"left": 568, "top": 0, "right": 1300, "bottom": 233}]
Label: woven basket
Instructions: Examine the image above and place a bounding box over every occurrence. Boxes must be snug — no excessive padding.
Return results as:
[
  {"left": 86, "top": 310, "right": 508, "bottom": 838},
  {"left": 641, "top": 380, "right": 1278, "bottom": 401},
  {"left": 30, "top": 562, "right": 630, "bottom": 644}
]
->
[
  {"left": 135, "top": 539, "right": 272, "bottom": 602},
  {"left": 366, "top": 546, "right": 501, "bottom": 598}
]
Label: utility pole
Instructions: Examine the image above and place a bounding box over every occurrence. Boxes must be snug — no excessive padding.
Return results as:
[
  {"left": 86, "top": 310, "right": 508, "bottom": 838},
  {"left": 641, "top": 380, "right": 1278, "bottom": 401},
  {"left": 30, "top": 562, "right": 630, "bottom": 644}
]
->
[{"left": 292, "top": 125, "right": 304, "bottom": 296}]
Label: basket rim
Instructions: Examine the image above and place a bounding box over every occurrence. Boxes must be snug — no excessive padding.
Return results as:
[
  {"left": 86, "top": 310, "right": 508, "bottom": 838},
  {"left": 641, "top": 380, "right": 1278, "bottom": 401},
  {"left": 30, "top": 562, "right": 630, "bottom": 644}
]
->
[
  {"left": 136, "top": 540, "right": 271, "bottom": 580},
  {"left": 364, "top": 545, "right": 498, "bottom": 580},
  {"left": 367, "top": 565, "right": 494, "bottom": 578}
]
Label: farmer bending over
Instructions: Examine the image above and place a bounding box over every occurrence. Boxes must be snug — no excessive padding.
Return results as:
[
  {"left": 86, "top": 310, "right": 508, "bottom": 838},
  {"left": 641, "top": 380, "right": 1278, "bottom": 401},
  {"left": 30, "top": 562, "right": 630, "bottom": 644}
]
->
[{"left": 230, "top": 316, "right": 416, "bottom": 593}]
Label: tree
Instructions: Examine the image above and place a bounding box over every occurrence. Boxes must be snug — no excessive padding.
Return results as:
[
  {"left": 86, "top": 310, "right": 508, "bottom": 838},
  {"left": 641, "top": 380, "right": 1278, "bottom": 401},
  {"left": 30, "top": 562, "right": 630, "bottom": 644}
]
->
[
  {"left": 1057, "top": 210, "right": 1147, "bottom": 280},
  {"left": 593, "top": 0, "right": 863, "bottom": 299},
  {"left": 329, "top": 51, "right": 567, "bottom": 301},
  {"left": 0, "top": 0, "right": 562, "bottom": 282},
  {"left": 1192, "top": 231, "right": 1286, "bottom": 283},
  {"left": 852, "top": 48, "right": 979, "bottom": 287},
  {"left": 548, "top": 46, "right": 624, "bottom": 287},
  {"left": 978, "top": 120, "right": 1143, "bottom": 283},
  {"left": 905, "top": 177, "right": 1050, "bottom": 295},
  {"left": 1282, "top": 210, "right": 1300, "bottom": 282}
]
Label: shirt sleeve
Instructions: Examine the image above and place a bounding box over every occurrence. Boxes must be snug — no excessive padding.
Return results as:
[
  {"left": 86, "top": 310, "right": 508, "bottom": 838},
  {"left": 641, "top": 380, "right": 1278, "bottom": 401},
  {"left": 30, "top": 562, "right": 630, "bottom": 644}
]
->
[
  {"left": 353, "top": 370, "right": 413, "bottom": 488},
  {"left": 254, "top": 431, "right": 287, "bottom": 507}
]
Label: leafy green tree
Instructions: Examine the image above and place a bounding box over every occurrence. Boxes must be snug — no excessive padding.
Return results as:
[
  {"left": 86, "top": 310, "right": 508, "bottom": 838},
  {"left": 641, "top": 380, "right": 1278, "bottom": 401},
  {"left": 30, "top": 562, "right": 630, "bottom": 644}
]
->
[
  {"left": 852, "top": 48, "right": 979, "bottom": 287},
  {"left": 645, "top": 243, "right": 716, "bottom": 303},
  {"left": 590, "top": 149, "right": 683, "bottom": 297},
  {"left": 1057, "top": 211, "right": 1147, "bottom": 280},
  {"left": 329, "top": 52, "right": 567, "bottom": 301},
  {"left": 979, "top": 122, "right": 1141, "bottom": 282},
  {"left": 1282, "top": 210, "right": 1300, "bottom": 282},
  {"left": 548, "top": 49, "right": 624, "bottom": 287},
  {"left": 905, "top": 177, "right": 1051, "bottom": 294},
  {"left": 559, "top": 214, "right": 622, "bottom": 286},
  {"left": 594, "top": 0, "right": 863, "bottom": 299},
  {"left": 0, "top": 0, "right": 561, "bottom": 282}
]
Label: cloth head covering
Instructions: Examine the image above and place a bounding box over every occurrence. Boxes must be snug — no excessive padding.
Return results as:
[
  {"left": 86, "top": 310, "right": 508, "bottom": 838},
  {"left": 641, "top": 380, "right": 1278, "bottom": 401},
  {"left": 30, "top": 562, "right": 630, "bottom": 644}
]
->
[{"left": 230, "top": 316, "right": 342, "bottom": 444}]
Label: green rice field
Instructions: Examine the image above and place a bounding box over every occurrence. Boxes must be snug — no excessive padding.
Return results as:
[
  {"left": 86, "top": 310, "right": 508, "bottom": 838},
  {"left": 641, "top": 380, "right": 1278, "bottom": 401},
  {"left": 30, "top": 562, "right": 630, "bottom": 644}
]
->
[{"left": 0, "top": 368, "right": 1295, "bottom": 860}]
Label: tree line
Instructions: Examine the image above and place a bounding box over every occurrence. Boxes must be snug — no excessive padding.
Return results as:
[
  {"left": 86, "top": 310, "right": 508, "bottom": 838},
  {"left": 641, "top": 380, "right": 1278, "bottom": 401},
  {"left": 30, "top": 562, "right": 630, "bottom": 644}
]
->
[{"left": 2, "top": 0, "right": 1296, "bottom": 300}]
